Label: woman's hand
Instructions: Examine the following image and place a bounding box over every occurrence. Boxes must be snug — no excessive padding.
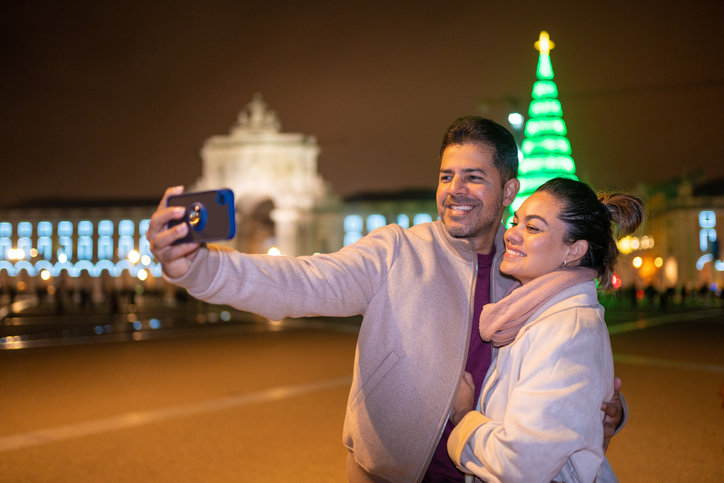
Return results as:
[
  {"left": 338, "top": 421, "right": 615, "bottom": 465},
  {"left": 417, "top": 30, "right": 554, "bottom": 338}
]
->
[{"left": 451, "top": 371, "right": 476, "bottom": 425}]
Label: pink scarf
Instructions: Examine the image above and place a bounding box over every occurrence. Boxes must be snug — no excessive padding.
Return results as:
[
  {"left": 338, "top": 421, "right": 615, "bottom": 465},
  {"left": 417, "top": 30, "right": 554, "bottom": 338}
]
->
[{"left": 479, "top": 266, "right": 598, "bottom": 347}]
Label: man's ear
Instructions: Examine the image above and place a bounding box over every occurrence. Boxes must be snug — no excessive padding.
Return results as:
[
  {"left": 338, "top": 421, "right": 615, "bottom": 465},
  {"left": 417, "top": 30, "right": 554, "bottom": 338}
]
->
[
  {"left": 502, "top": 178, "right": 520, "bottom": 208},
  {"left": 567, "top": 239, "right": 588, "bottom": 264}
]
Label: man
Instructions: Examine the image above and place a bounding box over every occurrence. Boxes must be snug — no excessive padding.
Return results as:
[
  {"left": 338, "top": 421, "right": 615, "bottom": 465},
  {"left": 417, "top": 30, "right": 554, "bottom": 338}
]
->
[{"left": 149, "top": 117, "right": 624, "bottom": 482}]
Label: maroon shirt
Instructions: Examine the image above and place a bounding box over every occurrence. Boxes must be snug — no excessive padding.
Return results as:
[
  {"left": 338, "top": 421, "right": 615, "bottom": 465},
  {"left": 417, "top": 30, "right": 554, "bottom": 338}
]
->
[{"left": 423, "top": 250, "right": 495, "bottom": 482}]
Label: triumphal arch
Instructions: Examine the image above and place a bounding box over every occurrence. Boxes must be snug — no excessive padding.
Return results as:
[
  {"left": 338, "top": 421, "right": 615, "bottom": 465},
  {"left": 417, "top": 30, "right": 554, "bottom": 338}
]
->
[{"left": 193, "top": 94, "right": 333, "bottom": 257}]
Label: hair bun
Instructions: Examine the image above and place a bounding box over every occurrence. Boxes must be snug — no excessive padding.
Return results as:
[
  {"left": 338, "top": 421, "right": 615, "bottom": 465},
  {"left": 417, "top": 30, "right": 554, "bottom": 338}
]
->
[{"left": 598, "top": 193, "right": 645, "bottom": 239}]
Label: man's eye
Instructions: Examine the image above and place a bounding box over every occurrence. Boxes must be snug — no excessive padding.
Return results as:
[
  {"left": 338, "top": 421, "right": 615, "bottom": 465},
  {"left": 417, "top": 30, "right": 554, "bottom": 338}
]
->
[{"left": 510, "top": 221, "right": 518, "bottom": 227}]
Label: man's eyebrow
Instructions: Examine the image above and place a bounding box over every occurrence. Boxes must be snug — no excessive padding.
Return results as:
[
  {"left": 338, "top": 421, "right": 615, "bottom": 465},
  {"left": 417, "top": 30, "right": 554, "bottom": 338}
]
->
[{"left": 439, "top": 167, "right": 487, "bottom": 174}]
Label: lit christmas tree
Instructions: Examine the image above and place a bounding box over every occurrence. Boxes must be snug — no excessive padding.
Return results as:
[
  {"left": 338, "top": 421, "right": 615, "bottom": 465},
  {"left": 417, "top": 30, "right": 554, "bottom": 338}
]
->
[{"left": 510, "top": 31, "right": 578, "bottom": 220}]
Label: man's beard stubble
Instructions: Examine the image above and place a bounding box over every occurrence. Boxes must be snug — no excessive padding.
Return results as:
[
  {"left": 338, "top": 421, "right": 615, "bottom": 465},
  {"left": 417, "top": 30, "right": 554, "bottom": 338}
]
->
[{"left": 439, "top": 194, "right": 504, "bottom": 240}]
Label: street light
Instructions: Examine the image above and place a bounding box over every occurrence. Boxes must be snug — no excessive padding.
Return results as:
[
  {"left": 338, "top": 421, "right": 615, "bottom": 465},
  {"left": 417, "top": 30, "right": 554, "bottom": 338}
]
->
[
  {"left": 508, "top": 112, "right": 524, "bottom": 130},
  {"left": 128, "top": 250, "right": 140, "bottom": 264}
]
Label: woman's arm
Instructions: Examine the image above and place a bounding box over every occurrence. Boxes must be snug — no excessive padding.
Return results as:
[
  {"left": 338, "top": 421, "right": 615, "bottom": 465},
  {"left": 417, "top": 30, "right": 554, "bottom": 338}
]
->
[{"left": 448, "top": 314, "right": 612, "bottom": 483}]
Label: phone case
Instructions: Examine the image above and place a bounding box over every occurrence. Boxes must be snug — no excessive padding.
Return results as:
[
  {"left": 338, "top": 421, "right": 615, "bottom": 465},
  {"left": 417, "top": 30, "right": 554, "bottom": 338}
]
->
[{"left": 167, "top": 189, "right": 236, "bottom": 244}]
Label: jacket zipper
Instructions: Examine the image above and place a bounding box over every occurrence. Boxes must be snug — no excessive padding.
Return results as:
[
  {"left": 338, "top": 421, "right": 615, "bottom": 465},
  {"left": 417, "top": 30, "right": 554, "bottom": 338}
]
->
[
  {"left": 490, "top": 248, "right": 503, "bottom": 302},
  {"left": 422, "top": 245, "right": 478, "bottom": 482}
]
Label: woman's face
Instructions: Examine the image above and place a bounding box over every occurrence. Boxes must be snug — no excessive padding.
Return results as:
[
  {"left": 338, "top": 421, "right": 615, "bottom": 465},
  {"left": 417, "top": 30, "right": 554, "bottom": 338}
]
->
[{"left": 501, "top": 191, "right": 574, "bottom": 285}]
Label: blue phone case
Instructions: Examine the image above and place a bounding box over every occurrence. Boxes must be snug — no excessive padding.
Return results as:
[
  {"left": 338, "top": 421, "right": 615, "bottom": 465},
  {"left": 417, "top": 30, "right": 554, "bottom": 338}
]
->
[{"left": 167, "top": 189, "right": 236, "bottom": 244}]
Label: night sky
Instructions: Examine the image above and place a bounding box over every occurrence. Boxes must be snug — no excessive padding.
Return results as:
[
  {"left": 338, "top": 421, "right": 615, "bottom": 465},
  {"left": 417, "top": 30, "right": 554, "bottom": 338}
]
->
[{"left": 2, "top": 1, "right": 723, "bottom": 207}]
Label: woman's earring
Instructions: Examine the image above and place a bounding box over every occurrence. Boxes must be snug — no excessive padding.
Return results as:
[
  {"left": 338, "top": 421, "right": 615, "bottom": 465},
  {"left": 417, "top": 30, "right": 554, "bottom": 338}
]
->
[{"left": 564, "top": 259, "right": 567, "bottom": 267}]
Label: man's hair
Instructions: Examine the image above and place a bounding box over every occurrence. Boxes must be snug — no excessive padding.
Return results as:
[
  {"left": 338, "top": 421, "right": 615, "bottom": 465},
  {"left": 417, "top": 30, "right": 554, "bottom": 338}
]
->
[{"left": 439, "top": 116, "right": 519, "bottom": 183}]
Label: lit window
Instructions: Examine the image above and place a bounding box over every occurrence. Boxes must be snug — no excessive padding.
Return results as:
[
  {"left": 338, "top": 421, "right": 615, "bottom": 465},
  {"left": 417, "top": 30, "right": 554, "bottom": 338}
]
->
[
  {"left": 139, "top": 237, "right": 151, "bottom": 257},
  {"left": 413, "top": 214, "right": 433, "bottom": 225},
  {"left": 18, "top": 222, "right": 32, "bottom": 237},
  {"left": 343, "top": 215, "right": 365, "bottom": 246},
  {"left": 78, "top": 220, "right": 93, "bottom": 237},
  {"left": 118, "top": 236, "right": 134, "bottom": 258},
  {"left": 139, "top": 219, "right": 150, "bottom": 235},
  {"left": 119, "top": 220, "right": 135, "bottom": 237},
  {"left": 367, "top": 215, "right": 386, "bottom": 232},
  {"left": 0, "top": 223, "right": 11, "bottom": 238},
  {"left": 344, "top": 215, "right": 363, "bottom": 233},
  {"left": 396, "top": 214, "right": 410, "bottom": 228},
  {"left": 37, "top": 237, "right": 52, "bottom": 260},
  {"left": 344, "top": 232, "right": 362, "bottom": 246},
  {"left": 700, "top": 229, "right": 716, "bottom": 252},
  {"left": 699, "top": 211, "right": 716, "bottom": 228},
  {"left": 0, "top": 238, "right": 10, "bottom": 260},
  {"left": 58, "top": 221, "right": 73, "bottom": 237},
  {"left": 17, "top": 238, "right": 32, "bottom": 260},
  {"left": 37, "top": 221, "right": 53, "bottom": 237},
  {"left": 139, "top": 219, "right": 152, "bottom": 256},
  {"left": 58, "top": 237, "right": 73, "bottom": 261},
  {"left": 98, "top": 220, "right": 114, "bottom": 237},
  {"left": 78, "top": 237, "right": 93, "bottom": 261},
  {"left": 98, "top": 236, "right": 114, "bottom": 260}
]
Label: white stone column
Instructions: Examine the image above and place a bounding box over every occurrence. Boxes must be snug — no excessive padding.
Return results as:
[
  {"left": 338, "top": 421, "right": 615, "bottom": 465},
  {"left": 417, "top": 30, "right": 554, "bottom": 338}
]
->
[{"left": 270, "top": 208, "right": 300, "bottom": 257}]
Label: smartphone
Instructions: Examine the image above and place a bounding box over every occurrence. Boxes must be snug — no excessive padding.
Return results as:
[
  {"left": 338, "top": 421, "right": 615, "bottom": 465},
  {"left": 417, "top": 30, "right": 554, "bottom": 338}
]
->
[{"left": 167, "top": 189, "right": 236, "bottom": 244}]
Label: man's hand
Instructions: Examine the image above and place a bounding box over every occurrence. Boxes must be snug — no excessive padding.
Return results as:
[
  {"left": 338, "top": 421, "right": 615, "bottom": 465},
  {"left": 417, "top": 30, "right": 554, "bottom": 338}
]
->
[
  {"left": 148, "top": 186, "right": 201, "bottom": 279},
  {"left": 601, "top": 377, "right": 623, "bottom": 452},
  {"left": 450, "top": 372, "right": 475, "bottom": 425}
]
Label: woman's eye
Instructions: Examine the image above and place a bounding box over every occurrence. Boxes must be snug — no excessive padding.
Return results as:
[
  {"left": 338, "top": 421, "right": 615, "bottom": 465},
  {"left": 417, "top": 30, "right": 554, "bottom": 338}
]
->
[{"left": 527, "top": 225, "right": 539, "bottom": 232}]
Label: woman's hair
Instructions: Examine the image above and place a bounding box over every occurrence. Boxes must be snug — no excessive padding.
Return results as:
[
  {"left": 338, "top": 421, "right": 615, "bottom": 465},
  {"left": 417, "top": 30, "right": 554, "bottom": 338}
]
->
[{"left": 535, "top": 177, "right": 645, "bottom": 291}]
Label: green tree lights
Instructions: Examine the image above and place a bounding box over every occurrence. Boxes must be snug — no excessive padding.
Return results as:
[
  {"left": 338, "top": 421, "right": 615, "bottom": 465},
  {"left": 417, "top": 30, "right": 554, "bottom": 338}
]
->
[{"left": 511, "top": 31, "right": 578, "bottom": 220}]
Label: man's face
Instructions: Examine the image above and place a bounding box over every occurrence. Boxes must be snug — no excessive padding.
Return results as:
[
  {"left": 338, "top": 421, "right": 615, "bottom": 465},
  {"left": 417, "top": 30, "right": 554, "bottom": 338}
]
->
[{"left": 436, "top": 143, "right": 518, "bottom": 253}]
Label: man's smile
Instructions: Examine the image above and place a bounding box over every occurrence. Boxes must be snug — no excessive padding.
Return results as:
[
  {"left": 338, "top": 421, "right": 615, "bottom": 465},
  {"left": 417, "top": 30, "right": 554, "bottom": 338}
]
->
[{"left": 444, "top": 199, "right": 478, "bottom": 215}]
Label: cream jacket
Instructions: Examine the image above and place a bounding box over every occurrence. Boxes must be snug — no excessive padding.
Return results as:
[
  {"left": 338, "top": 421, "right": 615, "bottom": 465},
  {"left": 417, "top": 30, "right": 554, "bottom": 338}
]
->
[
  {"left": 168, "top": 220, "right": 516, "bottom": 483},
  {"left": 448, "top": 281, "right": 619, "bottom": 483}
]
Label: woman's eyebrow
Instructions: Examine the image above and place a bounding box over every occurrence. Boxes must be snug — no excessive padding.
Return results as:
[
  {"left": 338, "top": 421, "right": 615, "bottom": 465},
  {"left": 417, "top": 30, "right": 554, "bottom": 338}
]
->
[{"left": 524, "top": 214, "right": 549, "bottom": 226}]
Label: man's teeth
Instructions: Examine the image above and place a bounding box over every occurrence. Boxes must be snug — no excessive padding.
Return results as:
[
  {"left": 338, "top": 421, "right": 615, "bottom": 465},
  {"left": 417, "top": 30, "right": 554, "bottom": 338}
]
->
[{"left": 450, "top": 205, "right": 473, "bottom": 211}]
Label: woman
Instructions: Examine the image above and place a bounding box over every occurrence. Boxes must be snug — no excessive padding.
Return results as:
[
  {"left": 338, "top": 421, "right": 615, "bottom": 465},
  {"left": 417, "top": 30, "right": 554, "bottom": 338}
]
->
[{"left": 447, "top": 177, "right": 644, "bottom": 483}]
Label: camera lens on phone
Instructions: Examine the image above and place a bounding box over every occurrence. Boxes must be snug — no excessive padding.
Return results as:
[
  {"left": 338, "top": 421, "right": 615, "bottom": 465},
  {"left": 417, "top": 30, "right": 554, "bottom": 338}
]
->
[{"left": 187, "top": 203, "right": 206, "bottom": 230}]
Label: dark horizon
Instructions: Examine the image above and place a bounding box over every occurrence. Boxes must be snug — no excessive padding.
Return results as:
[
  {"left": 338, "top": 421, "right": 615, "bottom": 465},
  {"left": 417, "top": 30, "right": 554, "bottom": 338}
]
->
[{"left": 2, "top": 1, "right": 723, "bottom": 206}]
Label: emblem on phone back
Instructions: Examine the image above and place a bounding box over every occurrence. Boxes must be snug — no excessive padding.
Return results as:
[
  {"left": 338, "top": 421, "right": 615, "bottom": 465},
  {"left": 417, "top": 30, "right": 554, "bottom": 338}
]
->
[{"left": 167, "top": 189, "right": 236, "bottom": 244}]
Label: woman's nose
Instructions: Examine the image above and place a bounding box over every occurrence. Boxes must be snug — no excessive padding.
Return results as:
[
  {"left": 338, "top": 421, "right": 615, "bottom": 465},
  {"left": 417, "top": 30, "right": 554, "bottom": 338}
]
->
[{"left": 505, "top": 226, "right": 521, "bottom": 244}]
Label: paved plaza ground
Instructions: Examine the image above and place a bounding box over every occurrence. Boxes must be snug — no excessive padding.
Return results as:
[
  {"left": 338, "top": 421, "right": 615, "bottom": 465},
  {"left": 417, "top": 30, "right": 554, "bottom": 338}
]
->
[{"left": 0, "top": 298, "right": 723, "bottom": 482}]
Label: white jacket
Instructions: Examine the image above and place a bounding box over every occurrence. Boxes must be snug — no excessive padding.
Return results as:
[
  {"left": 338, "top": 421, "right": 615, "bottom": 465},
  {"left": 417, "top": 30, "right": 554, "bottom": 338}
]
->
[{"left": 448, "top": 281, "right": 619, "bottom": 483}]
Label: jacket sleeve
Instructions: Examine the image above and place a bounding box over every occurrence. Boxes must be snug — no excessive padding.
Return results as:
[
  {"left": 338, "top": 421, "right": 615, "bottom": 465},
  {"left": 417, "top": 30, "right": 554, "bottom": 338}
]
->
[
  {"left": 165, "top": 225, "right": 400, "bottom": 320},
  {"left": 614, "top": 392, "right": 628, "bottom": 435},
  {"left": 447, "top": 310, "right": 610, "bottom": 483}
]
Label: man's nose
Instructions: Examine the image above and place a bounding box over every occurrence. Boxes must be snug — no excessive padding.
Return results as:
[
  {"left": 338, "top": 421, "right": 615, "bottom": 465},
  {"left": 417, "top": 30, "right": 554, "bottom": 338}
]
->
[{"left": 450, "top": 175, "right": 467, "bottom": 194}]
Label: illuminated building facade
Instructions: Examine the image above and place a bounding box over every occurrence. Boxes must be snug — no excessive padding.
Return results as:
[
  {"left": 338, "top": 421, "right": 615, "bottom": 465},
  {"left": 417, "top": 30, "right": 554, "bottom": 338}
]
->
[
  {"left": 341, "top": 190, "right": 437, "bottom": 246},
  {"left": 2, "top": 93, "right": 720, "bottom": 299},
  {"left": 0, "top": 94, "right": 340, "bottom": 297},
  {"left": 0, "top": 198, "right": 160, "bottom": 296},
  {"left": 613, "top": 177, "right": 724, "bottom": 292}
]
